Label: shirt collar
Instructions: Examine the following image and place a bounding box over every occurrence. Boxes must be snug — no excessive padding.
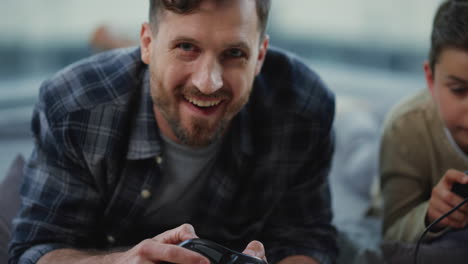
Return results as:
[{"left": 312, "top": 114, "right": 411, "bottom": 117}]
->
[
  {"left": 235, "top": 101, "right": 254, "bottom": 157},
  {"left": 233, "top": 76, "right": 269, "bottom": 158},
  {"left": 126, "top": 68, "right": 162, "bottom": 160}
]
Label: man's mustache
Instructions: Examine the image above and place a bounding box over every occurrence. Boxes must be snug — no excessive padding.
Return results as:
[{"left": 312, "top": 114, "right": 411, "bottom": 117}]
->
[{"left": 179, "top": 85, "right": 232, "bottom": 100}]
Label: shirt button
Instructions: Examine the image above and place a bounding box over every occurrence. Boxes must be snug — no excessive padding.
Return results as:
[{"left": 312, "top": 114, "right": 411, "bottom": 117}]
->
[
  {"left": 141, "top": 189, "right": 151, "bottom": 199},
  {"left": 156, "top": 156, "right": 163, "bottom": 165},
  {"left": 107, "top": 235, "right": 115, "bottom": 244}
]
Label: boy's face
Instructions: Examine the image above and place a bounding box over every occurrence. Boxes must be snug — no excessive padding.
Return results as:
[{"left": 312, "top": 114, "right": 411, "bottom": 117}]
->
[
  {"left": 425, "top": 48, "right": 468, "bottom": 151},
  {"left": 140, "top": 0, "right": 268, "bottom": 147}
]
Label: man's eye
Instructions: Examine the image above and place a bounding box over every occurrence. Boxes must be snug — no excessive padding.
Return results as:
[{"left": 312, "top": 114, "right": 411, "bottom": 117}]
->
[
  {"left": 225, "top": 48, "right": 245, "bottom": 58},
  {"left": 177, "top": 43, "right": 196, "bottom": 52}
]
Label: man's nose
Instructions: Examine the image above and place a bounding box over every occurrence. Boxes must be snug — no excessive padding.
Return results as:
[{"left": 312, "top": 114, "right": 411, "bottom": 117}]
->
[{"left": 191, "top": 55, "right": 223, "bottom": 94}]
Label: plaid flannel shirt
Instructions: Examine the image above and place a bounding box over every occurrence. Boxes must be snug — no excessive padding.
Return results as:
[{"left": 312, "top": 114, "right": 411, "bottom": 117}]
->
[{"left": 9, "top": 47, "right": 337, "bottom": 264}]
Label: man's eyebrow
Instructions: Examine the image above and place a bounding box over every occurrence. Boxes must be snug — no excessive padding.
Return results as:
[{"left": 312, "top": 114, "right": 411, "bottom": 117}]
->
[
  {"left": 447, "top": 75, "right": 468, "bottom": 84},
  {"left": 169, "top": 36, "right": 252, "bottom": 51},
  {"left": 169, "top": 36, "right": 201, "bottom": 46},
  {"left": 226, "top": 41, "right": 251, "bottom": 51}
]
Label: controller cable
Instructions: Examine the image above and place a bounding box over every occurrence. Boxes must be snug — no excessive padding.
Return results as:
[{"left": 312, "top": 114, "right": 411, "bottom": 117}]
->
[{"left": 413, "top": 196, "right": 468, "bottom": 264}]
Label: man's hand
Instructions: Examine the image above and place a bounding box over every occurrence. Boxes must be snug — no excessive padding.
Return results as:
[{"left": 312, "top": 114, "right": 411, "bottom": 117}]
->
[
  {"left": 38, "top": 224, "right": 210, "bottom": 264},
  {"left": 242, "top": 240, "right": 267, "bottom": 263},
  {"left": 114, "top": 223, "right": 210, "bottom": 264},
  {"left": 427, "top": 169, "right": 468, "bottom": 229}
]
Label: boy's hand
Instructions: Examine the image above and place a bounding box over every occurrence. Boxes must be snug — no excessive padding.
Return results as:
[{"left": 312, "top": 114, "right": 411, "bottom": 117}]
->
[{"left": 427, "top": 169, "right": 468, "bottom": 229}]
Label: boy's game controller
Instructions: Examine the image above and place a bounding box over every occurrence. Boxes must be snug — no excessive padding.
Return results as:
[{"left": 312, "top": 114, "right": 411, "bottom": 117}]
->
[
  {"left": 452, "top": 182, "right": 468, "bottom": 198},
  {"left": 451, "top": 171, "right": 468, "bottom": 199},
  {"left": 163, "top": 238, "right": 267, "bottom": 264}
]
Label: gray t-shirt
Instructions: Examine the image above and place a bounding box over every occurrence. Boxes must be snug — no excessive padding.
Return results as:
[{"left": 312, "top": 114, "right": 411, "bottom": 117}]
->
[{"left": 144, "top": 134, "right": 221, "bottom": 228}]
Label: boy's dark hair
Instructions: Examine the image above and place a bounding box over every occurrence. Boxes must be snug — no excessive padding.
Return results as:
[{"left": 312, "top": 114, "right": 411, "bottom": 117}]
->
[
  {"left": 429, "top": 0, "right": 468, "bottom": 73},
  {"left": 148, "top": 0, "right": 271, "bottom": 38}
]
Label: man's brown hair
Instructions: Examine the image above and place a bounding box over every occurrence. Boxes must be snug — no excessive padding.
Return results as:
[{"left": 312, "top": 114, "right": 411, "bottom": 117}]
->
[{"left": 148, "top": 0, "right": 271, "bottom": 38}]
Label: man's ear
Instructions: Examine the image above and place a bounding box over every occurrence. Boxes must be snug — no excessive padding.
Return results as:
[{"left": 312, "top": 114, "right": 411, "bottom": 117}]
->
[
  {"left": 424, "top": 61, "right": 435, "bottom": 98},
  {"left": 140, "top": 22, "right": 153, "bottom": 65},
  {"left": 255, "top": 35, "right": 270, "bottom": 75}
]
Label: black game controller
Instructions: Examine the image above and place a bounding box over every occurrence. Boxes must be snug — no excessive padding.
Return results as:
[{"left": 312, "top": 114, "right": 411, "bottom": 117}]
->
[
  {"left": 451, "top": 171, "right": 468, "bottom": 199},
  {"left": 452, "top": 182, "right": 468, "bottom": 198},
  {"left": 164, "top": 238, "right": 267, "bottom": 264}
]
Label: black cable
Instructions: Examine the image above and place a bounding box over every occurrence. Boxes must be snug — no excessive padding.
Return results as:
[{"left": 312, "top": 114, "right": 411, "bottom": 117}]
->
[{"left": 413, "top": 197, "right": 468, "bottom": 264}]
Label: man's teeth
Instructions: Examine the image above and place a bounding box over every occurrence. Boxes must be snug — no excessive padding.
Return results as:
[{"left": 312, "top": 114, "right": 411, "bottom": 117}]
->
[{"left": 185, "top": 96, "right": 221, "bottom": 107}]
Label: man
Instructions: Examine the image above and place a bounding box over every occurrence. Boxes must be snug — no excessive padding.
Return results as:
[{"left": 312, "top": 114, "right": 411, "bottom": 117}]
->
[{"left": 9, "top": 0, "right": 337, "bottom": 263}]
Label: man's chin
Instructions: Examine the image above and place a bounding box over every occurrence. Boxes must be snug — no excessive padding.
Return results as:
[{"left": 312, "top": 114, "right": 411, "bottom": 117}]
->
[
  {"left": 177, "top": 131, "right": 218, "bottom": 147},
  {"left": 175, "top": 123, "right": 225, "bottom": 147}
]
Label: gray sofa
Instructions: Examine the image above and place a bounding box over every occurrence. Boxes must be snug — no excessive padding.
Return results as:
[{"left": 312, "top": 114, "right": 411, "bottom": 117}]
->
[{"left": 0, "top": 155, "right": 24, "bottom": 264}]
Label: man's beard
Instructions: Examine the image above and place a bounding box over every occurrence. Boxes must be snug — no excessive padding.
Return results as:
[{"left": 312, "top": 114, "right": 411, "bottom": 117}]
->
[
  {"left": 151, "top": 79, "right": 251, "bottom": 147},
  {"left": 161, "top": 107, "right": 229, "bottom": 147}
]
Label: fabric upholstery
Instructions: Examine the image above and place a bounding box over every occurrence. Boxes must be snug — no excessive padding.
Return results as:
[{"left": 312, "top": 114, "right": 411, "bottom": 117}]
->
[{"left": 0, "top": 155, "right": 25, "bottom": 264}]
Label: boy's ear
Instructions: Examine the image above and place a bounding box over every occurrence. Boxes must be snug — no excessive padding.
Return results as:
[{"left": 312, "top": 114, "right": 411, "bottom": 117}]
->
[{"left": 424, "top": 61, "right": 435, "bottom": 98}]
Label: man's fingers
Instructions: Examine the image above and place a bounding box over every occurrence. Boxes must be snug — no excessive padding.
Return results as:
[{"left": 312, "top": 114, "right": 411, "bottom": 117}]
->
[
  {"left": 138, "top": 224, "right": 207, "bottom": 264},
  {"left": 152, "top": 224, "right": 198, "bottom": 245},
  {"left": 174, "top": 223, "right": 199, "bottom": 242},
  {"left": 136, "top": 240, "right": 209, "bottom": 264},
  {"left": 243, "top": 240, "right": 267, "bottom": 262}
]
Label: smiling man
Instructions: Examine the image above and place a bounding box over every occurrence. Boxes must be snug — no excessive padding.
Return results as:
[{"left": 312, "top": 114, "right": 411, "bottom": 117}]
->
[
  {"left": 143, "top": 0, "right": 265, "bottom": 148},
  {"left": 9, "top": 1, "right": 337, "bottom": 263}
]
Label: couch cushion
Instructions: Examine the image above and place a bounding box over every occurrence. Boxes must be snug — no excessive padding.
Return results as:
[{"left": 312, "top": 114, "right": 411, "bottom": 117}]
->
[{"left": 0, "top": 154, "right": 25, "bottom": 263}]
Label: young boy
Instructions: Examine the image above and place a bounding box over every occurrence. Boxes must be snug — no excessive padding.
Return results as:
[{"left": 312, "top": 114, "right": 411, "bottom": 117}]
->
[{"left": 380, "top": 0, "right": 468, "bottom": 243}]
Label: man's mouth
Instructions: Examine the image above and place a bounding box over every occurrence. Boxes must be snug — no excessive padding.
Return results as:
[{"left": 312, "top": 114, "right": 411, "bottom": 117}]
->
[{"left": 184, "top": 95, "right": 223, "bottom": 108}]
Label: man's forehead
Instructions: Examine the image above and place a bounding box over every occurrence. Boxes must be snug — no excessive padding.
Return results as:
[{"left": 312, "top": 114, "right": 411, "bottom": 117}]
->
[
  {"left": 157, "top": 0, "right": 260, "bottom": 47},
  {"left": 161, "top": 0, "right": 255, "bottom": 12},
  {"left": 157, "top": 0, "right": 259, "bottom": 28}
]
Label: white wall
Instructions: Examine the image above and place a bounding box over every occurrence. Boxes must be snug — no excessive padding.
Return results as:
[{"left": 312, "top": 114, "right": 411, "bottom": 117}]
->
[
  {"left": 271, "top": 0, "right": 443, "bottom": 51},
  {"left": 0, "top": 0, "right": 148, "bottom": 45},
  {"left": 1, "top": 0, "right": 444, "bottom": 50}
]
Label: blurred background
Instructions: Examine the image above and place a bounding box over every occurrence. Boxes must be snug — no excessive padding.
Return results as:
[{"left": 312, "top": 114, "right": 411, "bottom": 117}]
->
[
  {"left": 0, "top": 0, "right": 440, "bottom": 177},
  {"left": 0, "top": 0, "right": 444, "bottom": 262}
]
